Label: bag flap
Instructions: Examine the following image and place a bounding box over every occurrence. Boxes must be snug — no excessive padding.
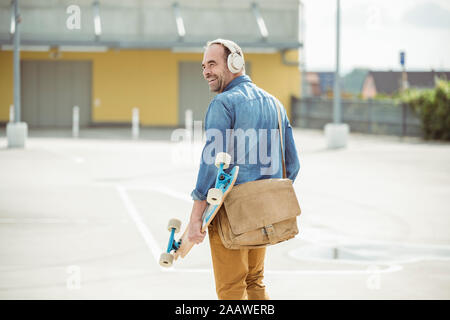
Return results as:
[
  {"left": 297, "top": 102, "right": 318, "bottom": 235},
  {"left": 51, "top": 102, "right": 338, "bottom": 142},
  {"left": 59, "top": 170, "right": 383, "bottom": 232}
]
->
[{"left": 223, "top": 179, "right": 301, "bottom": 235}]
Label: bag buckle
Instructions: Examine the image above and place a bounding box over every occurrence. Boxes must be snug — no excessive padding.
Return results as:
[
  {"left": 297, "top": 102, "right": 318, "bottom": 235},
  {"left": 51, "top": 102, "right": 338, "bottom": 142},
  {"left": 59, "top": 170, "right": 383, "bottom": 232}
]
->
[
  {"left": 265, "top": 224, "right": 274, "bottom": 235},
  {"left": 263, "top": 224, "right": 276, "bottom": 243}
]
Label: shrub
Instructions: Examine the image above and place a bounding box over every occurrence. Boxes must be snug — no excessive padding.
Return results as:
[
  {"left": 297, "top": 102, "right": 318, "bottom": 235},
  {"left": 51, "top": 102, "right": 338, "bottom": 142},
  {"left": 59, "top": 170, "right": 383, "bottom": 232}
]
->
[{"left": 400, "top": 80, "right": 450, "bottom": 141}]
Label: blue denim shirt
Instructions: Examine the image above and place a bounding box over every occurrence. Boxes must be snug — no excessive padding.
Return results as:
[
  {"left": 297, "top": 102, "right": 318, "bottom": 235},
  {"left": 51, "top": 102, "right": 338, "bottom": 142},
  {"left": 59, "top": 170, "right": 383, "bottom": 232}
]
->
[{"left": 191, "top": 75, "right": 300, "bottom": 200}]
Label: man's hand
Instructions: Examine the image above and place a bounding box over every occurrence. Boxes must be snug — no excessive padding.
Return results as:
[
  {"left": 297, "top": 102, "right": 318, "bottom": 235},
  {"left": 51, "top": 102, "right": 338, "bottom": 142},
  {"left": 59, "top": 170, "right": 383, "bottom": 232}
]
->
[
  {"left": 187, "top": 219, "right": 206, "bottom": 244},
  {"left": 187, "top": 200, "right": 208, "bottom": 244}
]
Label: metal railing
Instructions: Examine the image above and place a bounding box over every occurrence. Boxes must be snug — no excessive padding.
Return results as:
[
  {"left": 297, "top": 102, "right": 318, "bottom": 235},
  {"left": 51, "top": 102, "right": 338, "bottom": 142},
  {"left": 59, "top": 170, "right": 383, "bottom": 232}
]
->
[{"left": 291, "top": 96, "right": 423, "bottom": 137}]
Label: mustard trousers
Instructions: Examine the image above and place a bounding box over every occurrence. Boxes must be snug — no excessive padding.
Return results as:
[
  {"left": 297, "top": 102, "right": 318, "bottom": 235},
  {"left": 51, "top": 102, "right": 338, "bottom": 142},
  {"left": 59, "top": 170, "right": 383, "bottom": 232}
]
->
[{"left": 208, "top": 209, "right": 270, "bottom": 300}]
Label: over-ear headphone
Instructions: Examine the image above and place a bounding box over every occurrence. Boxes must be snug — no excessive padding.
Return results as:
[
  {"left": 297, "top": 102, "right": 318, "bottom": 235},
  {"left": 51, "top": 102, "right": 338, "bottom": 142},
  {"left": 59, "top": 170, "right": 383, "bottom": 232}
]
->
[{"left": 209, "top": 39, "right": 244, "bottom": 74}]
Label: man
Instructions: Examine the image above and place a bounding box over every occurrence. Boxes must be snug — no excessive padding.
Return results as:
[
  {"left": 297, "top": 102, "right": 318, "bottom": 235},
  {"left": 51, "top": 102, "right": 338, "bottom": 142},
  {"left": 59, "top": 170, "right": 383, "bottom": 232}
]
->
[{"left": 187, "top": 39, "right": 300, "bottom": 300}]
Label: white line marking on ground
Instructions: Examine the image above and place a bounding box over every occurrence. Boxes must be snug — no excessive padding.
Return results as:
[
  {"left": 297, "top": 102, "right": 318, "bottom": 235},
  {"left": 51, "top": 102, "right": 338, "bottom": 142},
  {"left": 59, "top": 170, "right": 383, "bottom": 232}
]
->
[{"left": 115, "top": 184, "right": 162, "bottom": 265}]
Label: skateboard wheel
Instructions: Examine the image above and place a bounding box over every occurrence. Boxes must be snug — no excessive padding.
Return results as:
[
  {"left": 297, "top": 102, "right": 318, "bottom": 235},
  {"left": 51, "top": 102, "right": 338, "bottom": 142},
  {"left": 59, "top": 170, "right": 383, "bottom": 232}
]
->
[
  {"left": 215, "top": 152, "right": 231, "bottom": 169},
  {"left": 207, "top": 188, "right": 223, "bottom": 205},
  {"left": 159, "top": 252, "right": 174, "bottom": 267},
  {"left": 167, "top": 218, "right": 182, "bottom": 233}
]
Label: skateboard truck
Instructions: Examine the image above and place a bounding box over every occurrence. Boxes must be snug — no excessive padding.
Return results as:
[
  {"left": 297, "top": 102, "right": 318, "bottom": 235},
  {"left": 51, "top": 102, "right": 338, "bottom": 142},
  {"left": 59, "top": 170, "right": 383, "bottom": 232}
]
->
[
  {"left": 160, "top": 219, "right": 182, "bottom": 267},
  {"left": 167, "top": 228, "right": 181, "bottom": 253},
  {"left": 205, "top": 152, "right": 233, "bottom": 207}
]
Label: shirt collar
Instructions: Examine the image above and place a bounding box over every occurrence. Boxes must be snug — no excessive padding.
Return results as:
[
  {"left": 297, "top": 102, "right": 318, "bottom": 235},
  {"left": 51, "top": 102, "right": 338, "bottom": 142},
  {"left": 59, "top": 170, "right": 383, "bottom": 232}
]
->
[{"left": 223, "top": 75, "right": 252, "bottom": 92}]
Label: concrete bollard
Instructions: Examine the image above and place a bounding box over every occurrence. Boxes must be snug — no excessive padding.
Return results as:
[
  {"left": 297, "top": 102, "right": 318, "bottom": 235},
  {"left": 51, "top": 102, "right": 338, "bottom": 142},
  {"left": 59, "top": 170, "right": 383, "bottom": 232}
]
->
[
  {"left": 132, "top": 107, "right": 139, "bottom": 139},
  {"left": 72, "top": 106, "right": 79, "bottom": 138},
  {"left": 7, "top": 122, "right": 28, "bottom": 148},
  {"left": 7, "top": 104, "right": 28, "bottom": 148},
  {"left": 324, "top": 123, "right": 350, "bottom": 149}
]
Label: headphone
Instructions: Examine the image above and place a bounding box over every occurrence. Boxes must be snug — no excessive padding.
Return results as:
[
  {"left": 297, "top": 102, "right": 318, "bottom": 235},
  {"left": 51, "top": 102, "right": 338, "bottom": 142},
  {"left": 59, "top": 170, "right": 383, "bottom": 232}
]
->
[{"left": 209, "top": 39, "right": 245, "bottom": 74}]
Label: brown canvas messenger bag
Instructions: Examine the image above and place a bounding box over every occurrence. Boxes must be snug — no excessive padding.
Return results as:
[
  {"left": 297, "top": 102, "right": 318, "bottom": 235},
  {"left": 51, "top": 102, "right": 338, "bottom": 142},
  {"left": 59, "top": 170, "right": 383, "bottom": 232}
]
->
[{"left": 216, "top": 100, "right": 301, "bottom": 249}]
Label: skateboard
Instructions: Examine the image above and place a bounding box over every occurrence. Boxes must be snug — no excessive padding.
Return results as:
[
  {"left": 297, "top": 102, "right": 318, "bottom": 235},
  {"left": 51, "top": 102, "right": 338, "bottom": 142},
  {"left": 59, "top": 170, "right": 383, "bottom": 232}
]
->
[{"left": 159, "top": 152, "right": 239, "bottom": 267}]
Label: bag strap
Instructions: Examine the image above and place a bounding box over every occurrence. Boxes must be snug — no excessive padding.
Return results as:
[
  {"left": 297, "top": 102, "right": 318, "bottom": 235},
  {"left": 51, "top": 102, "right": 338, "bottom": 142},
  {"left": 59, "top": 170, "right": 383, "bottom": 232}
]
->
[{"left": 275, "top": 100, "right": 287, "bottom": 179}]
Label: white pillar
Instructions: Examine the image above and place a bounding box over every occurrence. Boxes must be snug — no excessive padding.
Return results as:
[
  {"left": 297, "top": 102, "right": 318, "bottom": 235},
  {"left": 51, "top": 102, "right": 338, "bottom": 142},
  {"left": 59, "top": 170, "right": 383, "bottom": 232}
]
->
[
  {"left": 9, "top": 105, "right": 14, "bottom": 122},
  {"left": 193, "top": 120, "right": 203, "bottom": 143},
  {"left": 72, "top": 106, "right": 79, "bottom": 138},
  {"left": 185, "top": 109, "right": 193, "bottom": 143},
  {"left": 132, "top": 107, "right": 139, "bottom": 139}
]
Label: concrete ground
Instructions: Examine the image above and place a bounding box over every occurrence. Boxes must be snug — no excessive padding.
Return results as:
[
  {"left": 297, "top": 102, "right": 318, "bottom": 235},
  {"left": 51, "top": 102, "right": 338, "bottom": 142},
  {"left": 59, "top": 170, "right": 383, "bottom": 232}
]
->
[{"left": 0, "top": 127, "right": 449, "bottom": 300}]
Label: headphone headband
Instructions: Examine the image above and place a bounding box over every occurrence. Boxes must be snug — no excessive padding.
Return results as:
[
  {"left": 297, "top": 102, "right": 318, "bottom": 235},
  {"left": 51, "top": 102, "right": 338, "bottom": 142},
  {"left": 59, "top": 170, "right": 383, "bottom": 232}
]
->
[
  {"left": 211, "top": 39, "right": 239, "bottom": 55},
  {"left": 207, "top": 38, "right": 245, "bottom": 74}
]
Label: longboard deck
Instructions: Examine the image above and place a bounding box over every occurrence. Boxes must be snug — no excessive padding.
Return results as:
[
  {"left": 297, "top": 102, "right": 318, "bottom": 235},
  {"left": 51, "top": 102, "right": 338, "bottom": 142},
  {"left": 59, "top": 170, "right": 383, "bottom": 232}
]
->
[{"left": 174, "top": 166, "right": 239, "bottom": 260}]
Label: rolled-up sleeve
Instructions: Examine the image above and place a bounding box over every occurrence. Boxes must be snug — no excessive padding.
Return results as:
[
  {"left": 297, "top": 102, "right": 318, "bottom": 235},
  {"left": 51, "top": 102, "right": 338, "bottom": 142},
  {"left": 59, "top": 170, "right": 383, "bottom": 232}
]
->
[{"left": 191, "top": 98, "right": 233, "bottom": 200}]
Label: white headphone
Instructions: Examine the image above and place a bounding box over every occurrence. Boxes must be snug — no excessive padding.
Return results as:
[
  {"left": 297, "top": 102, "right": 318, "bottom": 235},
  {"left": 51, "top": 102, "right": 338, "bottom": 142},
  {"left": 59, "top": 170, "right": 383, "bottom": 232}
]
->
[{"left": 209, "top": 39, "right": 245, "bottom": 74}]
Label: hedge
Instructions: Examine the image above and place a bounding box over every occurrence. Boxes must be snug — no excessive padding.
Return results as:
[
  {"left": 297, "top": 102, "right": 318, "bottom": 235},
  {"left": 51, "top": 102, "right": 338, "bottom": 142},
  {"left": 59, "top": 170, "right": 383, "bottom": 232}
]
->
[{"left": 399, "top": 80, "right": 450, "bottom": 141}]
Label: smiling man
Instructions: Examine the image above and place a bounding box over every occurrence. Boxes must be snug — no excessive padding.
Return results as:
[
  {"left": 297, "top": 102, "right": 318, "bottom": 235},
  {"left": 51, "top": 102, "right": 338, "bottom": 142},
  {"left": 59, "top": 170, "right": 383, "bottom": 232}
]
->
[
  {"left": 187, "top": 39, "right": 300, "bottom": 300},
  {"left": 203, "top": 40, "right": 246, "bottom": 93}
]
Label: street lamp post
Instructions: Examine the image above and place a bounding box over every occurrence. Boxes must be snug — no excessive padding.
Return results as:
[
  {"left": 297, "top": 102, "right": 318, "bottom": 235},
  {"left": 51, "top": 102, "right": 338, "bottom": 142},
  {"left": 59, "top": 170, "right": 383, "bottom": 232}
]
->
[
  {"left": 7, "top": 0, "right": 28, "bottom": 148},
  {"left": 333, "top": 0, "right": 341, "bottom": 123},
  {"left": 324, "top": 0, "right": 349, "bottom": 149}
]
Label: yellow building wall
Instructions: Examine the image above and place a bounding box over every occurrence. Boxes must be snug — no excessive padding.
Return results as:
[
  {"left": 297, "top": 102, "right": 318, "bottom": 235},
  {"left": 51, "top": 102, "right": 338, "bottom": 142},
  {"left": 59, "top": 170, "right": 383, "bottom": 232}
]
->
[
  {"left": 0, "top": 51, "right": 13, "bottom": 121},
  {"left": 247, "top": 50, "right": 300, "bottom": 118},
  {"left": 0, "top": 49, "right": 300, "bottom": 125}
]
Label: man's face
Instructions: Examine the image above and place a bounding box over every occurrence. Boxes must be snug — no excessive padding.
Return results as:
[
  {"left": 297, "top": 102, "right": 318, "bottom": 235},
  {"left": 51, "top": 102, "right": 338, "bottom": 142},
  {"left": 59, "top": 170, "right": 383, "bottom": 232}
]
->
[{"left": 202, "top": 44, "right": 233, "bottom": 93}]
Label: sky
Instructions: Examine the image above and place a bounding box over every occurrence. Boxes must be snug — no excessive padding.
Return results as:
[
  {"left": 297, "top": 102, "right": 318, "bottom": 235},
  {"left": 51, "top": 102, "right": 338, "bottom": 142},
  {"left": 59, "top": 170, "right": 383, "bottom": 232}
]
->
[{"left": 301, "top": 0, "right": 450, "bottom": 75}]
